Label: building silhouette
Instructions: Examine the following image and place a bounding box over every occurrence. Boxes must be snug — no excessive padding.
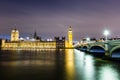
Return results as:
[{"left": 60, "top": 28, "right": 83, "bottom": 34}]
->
[{"left": 55, "top": 37, "right": 65, "bottom": 49}]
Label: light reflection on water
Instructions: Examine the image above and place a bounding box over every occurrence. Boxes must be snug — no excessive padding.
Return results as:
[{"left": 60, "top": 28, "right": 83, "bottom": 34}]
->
[
  {"left": 65, "top": 49, "right": 75, "bottom": 80},
  {"left": 0, "top": 50, "right": 57, "bottom": 66},
  {"left": 74, "top": 50, "right": 95, "bottom": 80},
  {"left": 99, "top": 65, "right": 119, "bottom": 80},
  {"left": 0, "top": 49, "right": 120, "bottom": 80}
]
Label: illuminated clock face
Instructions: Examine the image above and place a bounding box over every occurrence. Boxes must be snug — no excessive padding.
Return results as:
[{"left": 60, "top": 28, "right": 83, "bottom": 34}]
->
[{"left": 12, "top": 30, "right": 15, "bottom": 32}]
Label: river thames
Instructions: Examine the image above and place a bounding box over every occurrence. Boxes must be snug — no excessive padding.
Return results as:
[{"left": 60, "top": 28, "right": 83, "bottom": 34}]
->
[{"left": 0, "top": 49, "right": 120, "bottom": 80}]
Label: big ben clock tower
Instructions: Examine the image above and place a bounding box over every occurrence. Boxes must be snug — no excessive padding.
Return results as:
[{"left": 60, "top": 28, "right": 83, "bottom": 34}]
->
[{"left": 68, "top": 26, "right": 73, "bottom": 47}]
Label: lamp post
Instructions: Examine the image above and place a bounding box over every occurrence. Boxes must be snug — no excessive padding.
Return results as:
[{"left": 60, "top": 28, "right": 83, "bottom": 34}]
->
[
  {"left": 103, "top": 29, "right": 109, "bottom": 41},
  {"left": 86, "top": 37, "right": 90, "bottom": 43}
]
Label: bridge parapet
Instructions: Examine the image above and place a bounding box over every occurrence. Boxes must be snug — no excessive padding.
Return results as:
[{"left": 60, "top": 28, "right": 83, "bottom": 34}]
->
[
  {"left": 78, "top": 40, "right": 120, "bottom": 58},
  {"left": 78, "top": 40, "right": 120, "bottom": 54},
  {"left": 104, "top": 40, "right": 120, "bottom": 52},
  {"left": 86, "top": 40, "right": 120, "bottom": 51}
]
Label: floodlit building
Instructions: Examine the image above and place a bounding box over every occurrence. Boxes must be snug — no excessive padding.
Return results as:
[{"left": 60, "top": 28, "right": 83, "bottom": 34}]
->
[
  {"left": 68, "top": 26, "right": 73, "bottom": 47},
  {"left": 11, "top": 29, "right": 19, "bottom": 41},
  {"left": 1, "top": 26, "right": 73, "bottom": 50}
]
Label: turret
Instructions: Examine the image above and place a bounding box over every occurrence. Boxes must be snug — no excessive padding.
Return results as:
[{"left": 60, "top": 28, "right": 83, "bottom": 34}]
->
[
  {"left": 1, "top": 39, "right": 5, "bottom": 47},
  {"left": 11, "top": 29, "right": 19, "bottom": 41}
]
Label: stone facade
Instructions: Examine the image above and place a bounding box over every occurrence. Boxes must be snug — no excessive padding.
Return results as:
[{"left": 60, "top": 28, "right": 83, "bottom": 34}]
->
[{"left": 1, "top": 26, "right": 73, "bottom": 50}]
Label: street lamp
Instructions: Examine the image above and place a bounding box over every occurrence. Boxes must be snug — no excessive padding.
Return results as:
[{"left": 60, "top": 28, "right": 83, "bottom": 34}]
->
[
  {"left": 103, "top": 29, "right": 109, "bottom": 41},
  {"left": 86, "top": 37, "right": 90, "bottom": 43}
]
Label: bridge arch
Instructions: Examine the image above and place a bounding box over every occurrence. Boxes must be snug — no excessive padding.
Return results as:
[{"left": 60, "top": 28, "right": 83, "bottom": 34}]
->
[
  {"left": 89, "top": 45, "right": 105, "bottom": 53},
  {"left": 110, "top": 46, "right": 120, "bottom": 58},
  {"left": 81, "top": 46, "right": 88, "bottom": 51}
]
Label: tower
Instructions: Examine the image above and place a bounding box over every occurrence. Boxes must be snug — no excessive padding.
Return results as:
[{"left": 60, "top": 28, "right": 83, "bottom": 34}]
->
[
  {"left": 33, "top": 31, "right": 37, "bottom": 39},
  {"left": 11, "top": 29, "right": 19, "bottom": 41},
  {"left": 68, "top": 26, "right": 73, "bottom": 47}
]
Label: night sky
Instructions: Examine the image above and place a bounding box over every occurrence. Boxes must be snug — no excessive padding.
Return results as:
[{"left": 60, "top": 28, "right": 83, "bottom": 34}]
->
[{"left": 1, "top": 0, "right": 120, "bottom": 40}]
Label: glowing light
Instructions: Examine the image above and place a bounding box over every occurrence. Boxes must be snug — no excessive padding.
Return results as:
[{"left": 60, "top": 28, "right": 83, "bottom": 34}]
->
[
  {"left": 26, "top": 37, "right": 30, "bottom": 40},
  {"left": 86, "top": 37, "right": 90, "bottom": 41},
  {"left": 12, "top": 30, "right": 15, "bottom": 32},
  {"left": 103, "top": 29, "right": 110, "bottom": 41},
  {"left": 47, "top": 38, "right": 52, "bottom": 41},
  {"left": 20, "top": 37, "right": 24, "bottom": 40},
  {"left": 104, "top": 30, "right": 109, "bottom": 36}
]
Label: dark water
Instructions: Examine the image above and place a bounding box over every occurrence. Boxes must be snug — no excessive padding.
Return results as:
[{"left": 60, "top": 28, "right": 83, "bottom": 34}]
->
[{"left": 0, "top": 49, "right": 120, "bottom": 80}]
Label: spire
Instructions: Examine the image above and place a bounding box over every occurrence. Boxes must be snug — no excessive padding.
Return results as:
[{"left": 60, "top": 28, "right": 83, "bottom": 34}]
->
[
  {"left": 14, "top": 24, "right": 17, "bottom": 30},
  {"left": 33, "top": 31, "right": 37, "bottom": 39}
]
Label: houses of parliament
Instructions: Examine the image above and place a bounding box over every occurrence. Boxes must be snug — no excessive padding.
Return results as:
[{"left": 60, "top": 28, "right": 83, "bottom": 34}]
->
[{"left": 1, "top": 26, "right": 73, "bottom": 50}]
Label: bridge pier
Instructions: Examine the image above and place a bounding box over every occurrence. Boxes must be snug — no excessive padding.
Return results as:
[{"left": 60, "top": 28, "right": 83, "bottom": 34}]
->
[{"left": 104, "top": 42, "right": 109, "bottom": 56}]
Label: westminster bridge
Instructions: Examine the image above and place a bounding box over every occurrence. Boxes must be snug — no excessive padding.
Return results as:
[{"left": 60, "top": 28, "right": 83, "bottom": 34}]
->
[{"left": 75, "top": 40, "right": 120, "bottom": 58}]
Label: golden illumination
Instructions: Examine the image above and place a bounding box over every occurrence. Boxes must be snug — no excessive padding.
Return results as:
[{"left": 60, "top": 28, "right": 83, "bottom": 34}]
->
[
  {"left": 11, "top": 29, "right": 19, "bottom": 41},
  {"left": 68, "top": 26, "right": 73, "bottom": 48},
  {"left": 2, "top": 41, "right": 56, "bottom": 50},
  {"left": 2, "top": 26, "right": 74, "bottom": 50},
  {"left": 65, "top": 49, "right": 75, "bottom": 80}
]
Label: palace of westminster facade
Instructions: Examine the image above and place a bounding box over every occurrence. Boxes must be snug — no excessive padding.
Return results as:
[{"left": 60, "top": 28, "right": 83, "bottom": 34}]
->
[{"left": 1, "top": 26, "right": 73, "bottom": 50}]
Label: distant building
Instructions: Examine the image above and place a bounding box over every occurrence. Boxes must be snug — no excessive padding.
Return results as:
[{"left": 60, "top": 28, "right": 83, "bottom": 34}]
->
[{"left": 1, "top": 26, "right": 73, "bottom": 50}]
